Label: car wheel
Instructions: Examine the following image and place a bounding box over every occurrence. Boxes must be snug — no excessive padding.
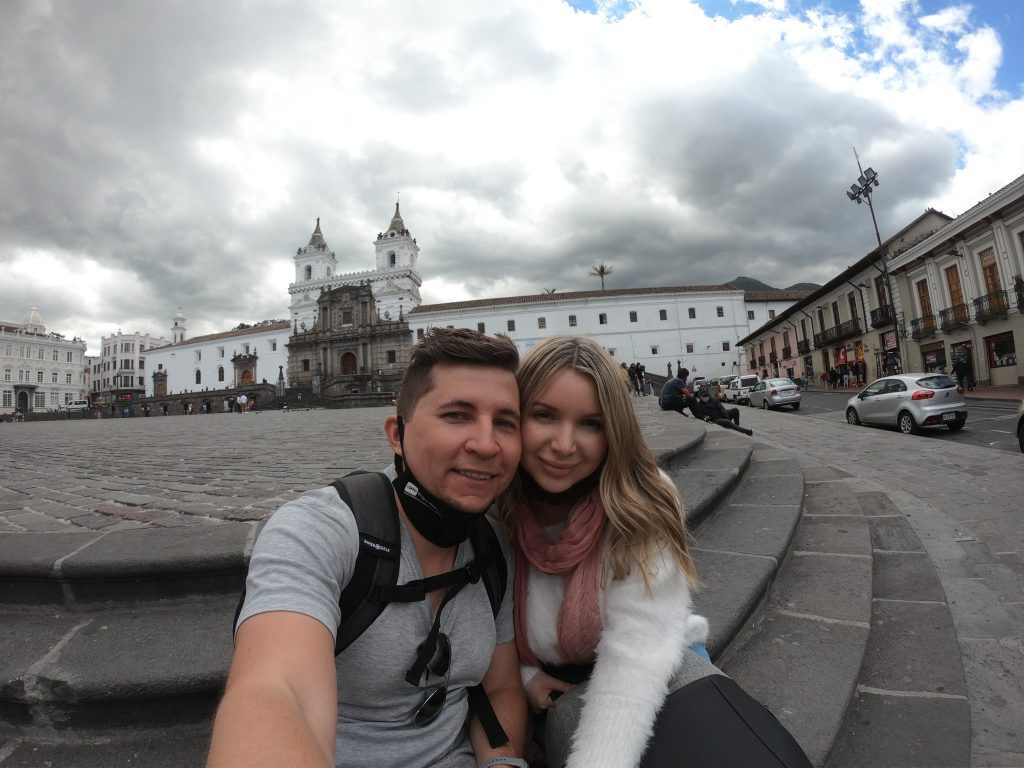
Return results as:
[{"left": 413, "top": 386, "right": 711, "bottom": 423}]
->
[
  {"left": 791, "top": 402, "right": 800, "bottom": 411},
  {"left": 762, "top": 399, "right": 770, "bottom": 410},
  {"left": 898, "top": 410, "right": 918, "bottom": 435},
  {"left": 846, "top": 407, "right": 860, "bottom": 425},
  {"left": 946, "top": 419, "right": 965, "bottom": 432}
]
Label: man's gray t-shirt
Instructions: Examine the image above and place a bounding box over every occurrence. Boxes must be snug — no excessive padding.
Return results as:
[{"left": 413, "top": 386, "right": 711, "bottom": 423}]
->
[{"left": 235, "top": 482, "right": 515, "bottom": 768}]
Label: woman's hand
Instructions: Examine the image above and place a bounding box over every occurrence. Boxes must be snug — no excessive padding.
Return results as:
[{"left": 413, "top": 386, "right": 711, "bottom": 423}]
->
[{"left": 525, "top": 671, "right": 574, "bottom": 712}]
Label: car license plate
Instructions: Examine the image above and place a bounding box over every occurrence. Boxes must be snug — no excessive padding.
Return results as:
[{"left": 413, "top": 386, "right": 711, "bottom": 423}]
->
[{"left": 942, "top": 412, "right": 957, "bottom": 421}]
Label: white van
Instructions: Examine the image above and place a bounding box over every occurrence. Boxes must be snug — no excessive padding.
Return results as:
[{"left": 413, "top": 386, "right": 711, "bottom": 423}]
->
[
  {"left": 724, "top": 375, "right": 760, "bottom": 405},
  {"left": 63, "top": 400, "right": 91, "bottom": 413}
]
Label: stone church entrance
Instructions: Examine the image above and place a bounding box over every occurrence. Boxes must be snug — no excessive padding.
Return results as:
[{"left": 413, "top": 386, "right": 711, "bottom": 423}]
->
[{"left": 341, "top": 352, "right": 358, "bottom": 375}]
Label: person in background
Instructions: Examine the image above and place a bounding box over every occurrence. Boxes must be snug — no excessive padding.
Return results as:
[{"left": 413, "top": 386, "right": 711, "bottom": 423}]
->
[{"left": 692, "top": 385, "right": 752, "bottom": 437}]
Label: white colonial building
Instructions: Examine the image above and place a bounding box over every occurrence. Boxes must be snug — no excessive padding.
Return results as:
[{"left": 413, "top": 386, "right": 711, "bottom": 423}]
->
[
  {"left": 1, "top": 308, "right": 88, "bottom": 415},
  {"left": 408, "top": 286, "right": 806, "bottom": 379},
  {"left": 90, "top": 330, "right": 172, "bottom": 410},
  {"left": 144, "top": 313, "right": 291, "bottom": 397},
  {"left": 288, "top": 204, "right": 422, "bottom": 333}
]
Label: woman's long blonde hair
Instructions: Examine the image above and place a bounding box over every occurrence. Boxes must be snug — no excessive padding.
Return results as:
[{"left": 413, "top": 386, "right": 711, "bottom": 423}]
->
[{"left": 499, "top": 336, "right": 698, "bottom": 589}]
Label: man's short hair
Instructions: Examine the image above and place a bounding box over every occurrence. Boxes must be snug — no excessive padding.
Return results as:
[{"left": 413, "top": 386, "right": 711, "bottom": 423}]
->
[{"left": 396, "top": 328, "right": 519, "bottom": 419}]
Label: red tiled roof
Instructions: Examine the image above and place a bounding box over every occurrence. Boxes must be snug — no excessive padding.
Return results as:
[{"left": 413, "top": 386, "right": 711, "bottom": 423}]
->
[
  {"left": 165, "top": 321, "right": 292, "bottom": 348},
  {"left": 409, "top": 285, "right": 740, "bottom": 314}
]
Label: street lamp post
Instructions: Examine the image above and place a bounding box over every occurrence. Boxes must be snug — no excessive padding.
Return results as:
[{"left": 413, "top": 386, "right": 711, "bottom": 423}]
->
[{"left": 846, "top": 158, "right": 904, "bottom": 374}]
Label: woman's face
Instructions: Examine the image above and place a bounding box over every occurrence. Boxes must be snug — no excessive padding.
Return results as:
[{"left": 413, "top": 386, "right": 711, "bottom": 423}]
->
[{"left": 521, "top": 368, "right": 608, "bottom": 494}]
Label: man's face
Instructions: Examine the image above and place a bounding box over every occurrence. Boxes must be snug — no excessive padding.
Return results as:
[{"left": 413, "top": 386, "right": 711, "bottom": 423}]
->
[{"left": 386, "top": 363, "right": 521, "bottom": 514}]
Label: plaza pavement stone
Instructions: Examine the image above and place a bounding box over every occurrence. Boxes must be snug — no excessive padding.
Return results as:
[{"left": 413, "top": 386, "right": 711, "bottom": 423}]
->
[{"left": 2, "top": 398, "right": 1022, "bottom": 765}]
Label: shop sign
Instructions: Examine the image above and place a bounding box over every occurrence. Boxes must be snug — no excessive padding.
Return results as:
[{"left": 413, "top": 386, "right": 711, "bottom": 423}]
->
[
  {"left": 884, "top": 332, "right": 896, "bottom": 350},
  {"left": 836, "top": 347, "right": 847, "bottom": 365}
]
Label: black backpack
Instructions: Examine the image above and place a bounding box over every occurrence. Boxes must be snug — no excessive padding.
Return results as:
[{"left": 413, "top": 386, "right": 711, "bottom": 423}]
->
[
  {"left": 234, "top": 471, "right": 508, "bottom": 655},
  {"left": 328, "top": 471, "right": 508, "bottom": 654}
]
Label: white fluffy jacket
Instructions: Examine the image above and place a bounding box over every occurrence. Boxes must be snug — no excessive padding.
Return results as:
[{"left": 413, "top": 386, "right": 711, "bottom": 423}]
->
[{"left": 520, "top": 545, "right": 709, "bottom": 768}]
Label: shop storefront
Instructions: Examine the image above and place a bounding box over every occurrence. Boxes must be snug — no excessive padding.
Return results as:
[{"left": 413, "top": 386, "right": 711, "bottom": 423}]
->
[
  {"left": 920, "top": 341, "right": 947, "bottom": 374},
  {"left": 880, "top": 331, "right": 901, "bottom": 375},
  {"left": 950, "top": 341, "right": 976, "bottom": 388},
  {"left": 984, "top": 331, "right": 1018, "bottom": 386}
]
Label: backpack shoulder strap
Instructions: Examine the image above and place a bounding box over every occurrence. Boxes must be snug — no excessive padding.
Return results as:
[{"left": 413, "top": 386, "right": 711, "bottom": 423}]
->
[
  {"left": 332, "top": 471, "right": 401, "bottom": 655},
  {"left": 469, "top": 518, "right": 507, "bottom": 619}
]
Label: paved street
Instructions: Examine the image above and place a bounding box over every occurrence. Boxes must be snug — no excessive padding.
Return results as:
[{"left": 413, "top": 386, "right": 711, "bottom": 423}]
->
[{"left": 753, "top": 390, "right": 1023, "bottom": 454}]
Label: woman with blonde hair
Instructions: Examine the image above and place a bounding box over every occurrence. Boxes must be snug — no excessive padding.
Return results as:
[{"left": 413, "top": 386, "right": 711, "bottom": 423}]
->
[
  {"left": 501, "top": 335, "right": 811, "bottom": 768},
  {"left": 497, "top": 335, "right": 706, "bottom": 767}
]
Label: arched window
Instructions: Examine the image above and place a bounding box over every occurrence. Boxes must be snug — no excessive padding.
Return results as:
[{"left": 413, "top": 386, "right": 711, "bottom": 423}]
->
[
  {"left": 218, "top": 366, "right": 224, "bottom": 382},
  {"left": 195, "top": 369, "right": 202, "bottom": 385},
  {"left": 389, "top": 251, "right": 397, "bottom": 266},
  {"left": 304, "top": 265, "right": 312, "bottom": 280}
]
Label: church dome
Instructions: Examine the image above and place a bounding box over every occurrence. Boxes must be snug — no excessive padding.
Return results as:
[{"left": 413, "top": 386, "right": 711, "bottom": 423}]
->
[{"left": 23, "top": 307, "right": 43, "bottom": 326}]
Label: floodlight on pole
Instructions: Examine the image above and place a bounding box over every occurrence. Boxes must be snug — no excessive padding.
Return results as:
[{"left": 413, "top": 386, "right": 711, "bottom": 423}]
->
[{"left": 846, "top": 150, "right": 903, "bottom": 373}]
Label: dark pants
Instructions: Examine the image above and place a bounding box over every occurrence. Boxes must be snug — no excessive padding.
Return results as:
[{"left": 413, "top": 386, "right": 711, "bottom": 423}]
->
[{"left": 709, "top": 408, "right": 751, "bottom": 435}]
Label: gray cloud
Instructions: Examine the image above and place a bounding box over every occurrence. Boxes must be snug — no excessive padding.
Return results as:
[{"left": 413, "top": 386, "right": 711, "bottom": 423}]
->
[{"left": 0, "top": 0, "right": 1017, "bottom": 350}]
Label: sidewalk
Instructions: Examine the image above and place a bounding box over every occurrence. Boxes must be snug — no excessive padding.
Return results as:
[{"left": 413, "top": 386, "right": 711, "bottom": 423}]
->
[{"left": 735, "top": 404, "right": 1024, "bottom": 766}]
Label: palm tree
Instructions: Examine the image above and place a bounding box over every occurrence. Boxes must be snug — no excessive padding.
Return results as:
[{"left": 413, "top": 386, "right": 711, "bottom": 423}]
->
[
  {"left": 543, "top": 288, "right": 557, "bottom": 294},
  {"left": 589, "top": 263, "right": 613, "bottom": 291}
]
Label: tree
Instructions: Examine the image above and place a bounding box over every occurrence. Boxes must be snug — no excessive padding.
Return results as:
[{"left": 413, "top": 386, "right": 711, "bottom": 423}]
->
[{"left": 589, "top": 263, "right": 613, "bottom": 291}]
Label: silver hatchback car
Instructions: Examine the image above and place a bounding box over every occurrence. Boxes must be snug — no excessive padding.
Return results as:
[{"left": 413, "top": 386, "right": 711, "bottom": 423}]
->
[
  {"left": 748, "top": 378, "right": 802, "bottom": 410},
  {"left": 846, "top": 373, "right": 967, "bottom": 434}
]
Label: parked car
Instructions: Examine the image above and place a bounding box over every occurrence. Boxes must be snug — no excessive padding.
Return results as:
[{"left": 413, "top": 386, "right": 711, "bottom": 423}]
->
[
  {"left": 845, "top": 374, "right": 967, "bottom": 434},
  {"left": 62, "top": 400, "right": 91, "bottom": 413},
  {"left": 724, "top": 374, "right": 760, "bottom": 405},
  {"left": 690, "top": 376, "right": 708, "bottom": 390},
  {"left": 711, "top": 375, "right": 738, "bottom": 398},
  {"left": 749, "top": 378, "right": 802, "bottom": 410},
  {"left": 1016, "top": 400, "right": 1024, "bottom": 453}
]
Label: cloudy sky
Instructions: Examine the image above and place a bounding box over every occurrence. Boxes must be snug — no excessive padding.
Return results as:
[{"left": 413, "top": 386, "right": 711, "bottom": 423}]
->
[{"left": 2, "top": 0, "right": 1022, "bottom": 353}]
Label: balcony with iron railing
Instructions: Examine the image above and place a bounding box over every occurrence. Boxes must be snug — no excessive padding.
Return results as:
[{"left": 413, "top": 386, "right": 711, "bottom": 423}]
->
[
  {"left": 797, "top": 339, "right": 810, "bottom": 354},
  {"left": 974, "top": 290, "right": 1009, "bottom": 323},
  {"left": 910, "top": 314, "right": 936, "bottom": 340},
  {"left": 870, "top": 304, "right": 894, "bottom": 328},
  {"left": 813, "top": 319, "right": 862, "bottom": 348},
  {"left": 938, "top": 304, "right": 970, "bottom": 332},
  {"left": 768, "top": 352, "right": 778, "bottom": 364},
  {"left": 782, "top": 346, "right": 792, "bottom": 359},
  {"left": 757, "top": 355, "right": 766, "bottom": 367}
]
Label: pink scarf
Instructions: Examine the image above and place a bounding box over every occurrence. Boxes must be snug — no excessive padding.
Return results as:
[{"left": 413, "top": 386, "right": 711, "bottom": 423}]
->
[{"left": 514, "top": 488, "right": 606, "bottom": 667}]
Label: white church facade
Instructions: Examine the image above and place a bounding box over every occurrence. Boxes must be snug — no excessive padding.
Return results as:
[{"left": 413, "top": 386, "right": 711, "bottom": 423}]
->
[{"left": 288, "top": 204, "right": 422, "bottom": 333}]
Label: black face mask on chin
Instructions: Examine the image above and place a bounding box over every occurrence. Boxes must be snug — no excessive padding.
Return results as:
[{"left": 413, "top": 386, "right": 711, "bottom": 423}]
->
[{"left": 392, "top": 416, "right": 484, "bottom": 548}]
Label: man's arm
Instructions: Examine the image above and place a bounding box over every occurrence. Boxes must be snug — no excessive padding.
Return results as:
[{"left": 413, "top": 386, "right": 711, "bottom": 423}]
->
[
  {"left": 207, "top": 612, "right": 338, "bottom": 768},
  {"left": 469, "top": 640, "right": 528, "bottom": 767}
]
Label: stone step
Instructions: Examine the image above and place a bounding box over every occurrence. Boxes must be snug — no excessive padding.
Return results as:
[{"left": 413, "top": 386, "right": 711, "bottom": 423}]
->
[
  {"left": 0, "top": 595, "right": 235, "bottom": 737},
  {"left": 691, "top": 444, "right": 805, "bottom": 658},
  {"left": 824, "top": 490, "right": 971, "bottom": 768},
  {"left": 0, "top": 523, "right": 255, "bottom": 606},
  {"left": 0, "top": 722, "right": 212, "bottom": 768}
]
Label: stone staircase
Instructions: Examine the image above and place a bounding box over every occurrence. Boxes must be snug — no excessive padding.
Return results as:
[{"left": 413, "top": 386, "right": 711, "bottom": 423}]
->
[{"left": 0, "top": 403, "right": 969, "bottom": 767}]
